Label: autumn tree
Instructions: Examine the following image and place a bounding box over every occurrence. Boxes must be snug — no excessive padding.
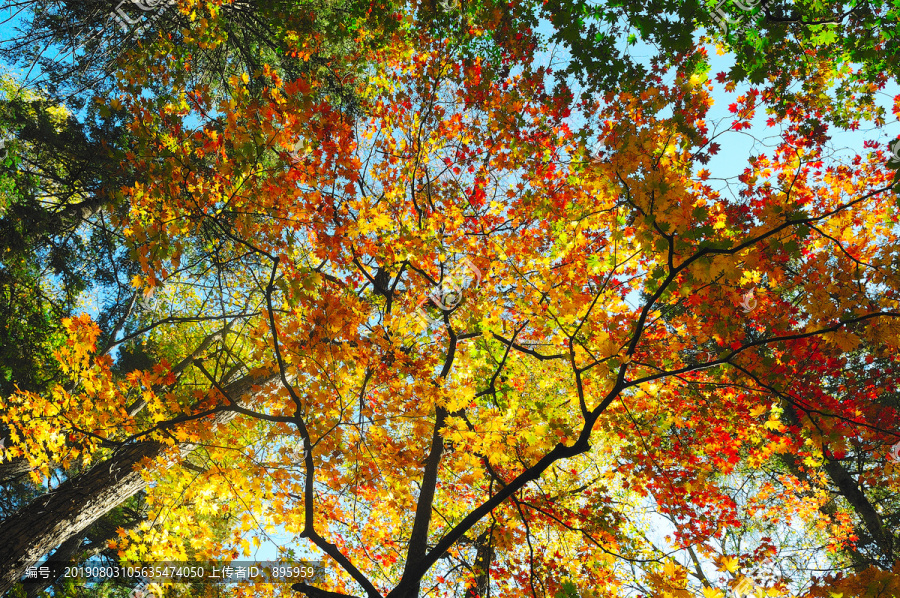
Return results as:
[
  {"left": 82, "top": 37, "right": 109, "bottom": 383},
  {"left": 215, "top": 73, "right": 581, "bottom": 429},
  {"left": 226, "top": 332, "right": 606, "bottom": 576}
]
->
[
  {"left": 1, "top": 0, "right": 900, "bottom": 597},
  {"left": 0, "top": 0, "right": 421, "bottom": 591},
  {"left": 537, "top": 0, "right": 899, "bottom": 128}
]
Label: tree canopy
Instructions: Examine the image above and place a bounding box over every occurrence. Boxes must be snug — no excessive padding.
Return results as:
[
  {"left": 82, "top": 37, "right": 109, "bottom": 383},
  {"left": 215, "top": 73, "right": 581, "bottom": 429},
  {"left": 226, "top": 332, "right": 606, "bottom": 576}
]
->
[{"left": 0, "top": 1, "right": 899, "bottom": 597}]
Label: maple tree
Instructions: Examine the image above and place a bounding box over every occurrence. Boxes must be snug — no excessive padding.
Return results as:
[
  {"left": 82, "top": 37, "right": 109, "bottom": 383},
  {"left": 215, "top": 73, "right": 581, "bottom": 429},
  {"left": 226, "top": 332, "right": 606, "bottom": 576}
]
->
[
  {"left": 1, "top": 0, "right": 900, "bottom": 597},
  {"left": 539, "top": 0, "right": 900, "bottom": 127}
]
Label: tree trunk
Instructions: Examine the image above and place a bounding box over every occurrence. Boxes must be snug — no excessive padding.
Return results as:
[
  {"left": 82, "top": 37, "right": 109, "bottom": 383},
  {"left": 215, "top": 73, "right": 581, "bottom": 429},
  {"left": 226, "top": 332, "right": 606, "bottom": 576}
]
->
[
  {"left": 465, "top": 528, "right": 493, "bottom": 598},
  {"left": 21, "top": 508, "right": 147, "bottom": 598},
  {"left": 822, "top": 457, "right": 895, "bottom": 564},
  {"left": 0, "top": 440, "right": 163, "bottom": 595},
  {"left": 24, "top": 529, "right": 86, "bottom": 598},
  {"left": 0, "top": 456, "right": 33, "bottom": 484},
  {"left": 782, "top": 404, "right": 895, "bottom": 568},
  {"left": 779, "top": 452, "right": 868, "bottom": 571},
  {"left": 0, "top": 371, "right": 277, "bottom": 595}
]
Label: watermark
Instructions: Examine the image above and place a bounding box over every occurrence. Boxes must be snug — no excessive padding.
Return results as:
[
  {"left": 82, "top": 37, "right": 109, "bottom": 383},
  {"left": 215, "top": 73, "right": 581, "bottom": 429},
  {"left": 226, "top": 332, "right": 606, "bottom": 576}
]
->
[
  {"left": 130, "top": 577, "right": 157, "bottom": 598},
  {"left": 889, "top": 441, "right": 900, "bottom": 463},
  {"left": 287, "top": 444, "right": 311, "bottom": 462},
  {"left": 584, "top": 136, "right": 606, "bottom": 166},
  {"left": 711, "top": 0, "right": 770, "bottom": 35},
  {"left": 24, "top": 561, "right": 320, "bottom": 585},
  {"left": 738, "top": 288, "right": 758, "bottom": 313},
  {"left": 888, "top": 138, "right": 900, "bottom": 168},
  {"left": 111, "top": 0, "right": 173, "bottom": 33},
  {"left": 733, "top": 576, "right": 764, "bottom": 598},
  {"left": 414, "top": 257, "right": 482, "bottom": 328},
  {"left": 436, "top": 0, "right": 474, "bottom": 27},
  {"left": 136, "top": 291, "right": 155, "bottom": 312},
  {"left": 54, "top": 0, "right": 175, "bottom": 67},
  {"left": 286, "top": 138, "right": 310, "bottom": 164},
  {"left": 289, "top": 140, "right": 303, "bottom": 161},
  {"left": 0, "top": 134, "right": 14, "bottom": 170}
]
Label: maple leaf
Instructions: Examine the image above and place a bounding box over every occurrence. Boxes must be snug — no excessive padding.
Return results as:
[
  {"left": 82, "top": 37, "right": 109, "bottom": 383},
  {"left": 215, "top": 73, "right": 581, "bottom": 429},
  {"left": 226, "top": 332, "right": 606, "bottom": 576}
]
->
[
  {"left": 719, "top": 556, "right": 740, "bottom": 573},
  {"left": 749, "top": 405, "right": 767, "bottom": 418}
]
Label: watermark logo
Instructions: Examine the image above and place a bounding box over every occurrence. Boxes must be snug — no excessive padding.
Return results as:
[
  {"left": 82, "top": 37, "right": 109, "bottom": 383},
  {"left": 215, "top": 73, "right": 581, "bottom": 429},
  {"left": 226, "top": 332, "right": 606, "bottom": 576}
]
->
[
  {"left": 287, "top": 139, "right": 309, "bottom": 163},
  {"left": 587, "top": 137, "right": 606, "bottom": 165},
  {"left": 112, "top": 0, "right": 174, "bottom": 33},
  {"left": 889, "top": 442, "right": 900, "bottom": 463},
  {"left": 738, "top": 288, "right": 758, "bottom": 313},
  {"left": 136, "top": 290, "right": 155, "bottom": 312},
  {"left": 733, "top": 577, "right": 763, "bottom": 598},
  {"left": 133, "top": 0, "right": 170, "bottom": 8},
  {"left": 888, "top": 138, "right": 900, "bottom": 168},
  {"left": 436, "top": 0, "right": 469, "bottom": 25},
  {"left": 732, "top": 0, "right": 768, "bottom": 11},
  {"left": 414, "top": 257, "right": 482, "bottom": 327},
  {"left": 54, "top": 0, "right": 174, "bottom": 67},
  {"left": 289, "top": 445, "right": 311, "bottom": 462},
  {"left": 0, "top": 136, "right": 13, "bottom": 164},
  {"left": 711, "top": 3, "right": 740, "bottom": 34},
  {"left": 711, "top": 0, "right": 769, "bottom": 34},
  {"left": 129, "top": 577, "right": 161, "bottom": 598}
]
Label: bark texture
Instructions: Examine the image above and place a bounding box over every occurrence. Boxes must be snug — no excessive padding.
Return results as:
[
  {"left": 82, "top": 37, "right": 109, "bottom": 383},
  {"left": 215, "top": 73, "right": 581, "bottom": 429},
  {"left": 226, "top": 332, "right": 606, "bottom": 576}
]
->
[{"left": 0, "top": 456, "right": 33, "bottom": 484}]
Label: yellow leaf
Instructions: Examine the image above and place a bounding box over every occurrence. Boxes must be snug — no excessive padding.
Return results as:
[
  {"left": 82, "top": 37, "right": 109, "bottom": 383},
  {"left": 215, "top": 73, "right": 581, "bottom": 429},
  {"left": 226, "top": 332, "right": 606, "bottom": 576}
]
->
[
  {"left": 749, "top": 405, "right": 767, "bottom": 418},
  {"left": 719, "top": 556, "right": 739, "bottom": 573},
  {"left": 764, "top": 418, "right": 783, "bottom": 431}
]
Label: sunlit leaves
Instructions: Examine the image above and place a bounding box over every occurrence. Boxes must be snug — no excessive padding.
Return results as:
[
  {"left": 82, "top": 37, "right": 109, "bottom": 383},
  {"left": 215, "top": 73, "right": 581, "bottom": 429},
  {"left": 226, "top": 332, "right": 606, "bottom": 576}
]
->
[{"left": 3, "top": 0, "right": 900, "bottom": 595}]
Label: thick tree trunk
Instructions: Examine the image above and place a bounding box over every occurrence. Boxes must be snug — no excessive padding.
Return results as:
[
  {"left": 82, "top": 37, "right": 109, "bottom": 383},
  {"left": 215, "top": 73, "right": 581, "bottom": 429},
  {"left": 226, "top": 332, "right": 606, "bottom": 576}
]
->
[
  {"left": 0, "top": 456, "right": 33, "bottom": 483},
  {"left": 0, "top": 440, "right": 163, "bottom": 595},
  {"left": 21, "top": 509, "right": 146, "bottom": 598},
  {"left": 394, "top": 333, "right": 460, "bottom": 598},
  {"left": 779, "top": 452, "right": 868, "bottom": 572},
  {"left": 0, "top": 371, "right": 277, "bottom": 595},
  {"left": 399, "top": 406, "right": 448, "bottom": 598}
]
